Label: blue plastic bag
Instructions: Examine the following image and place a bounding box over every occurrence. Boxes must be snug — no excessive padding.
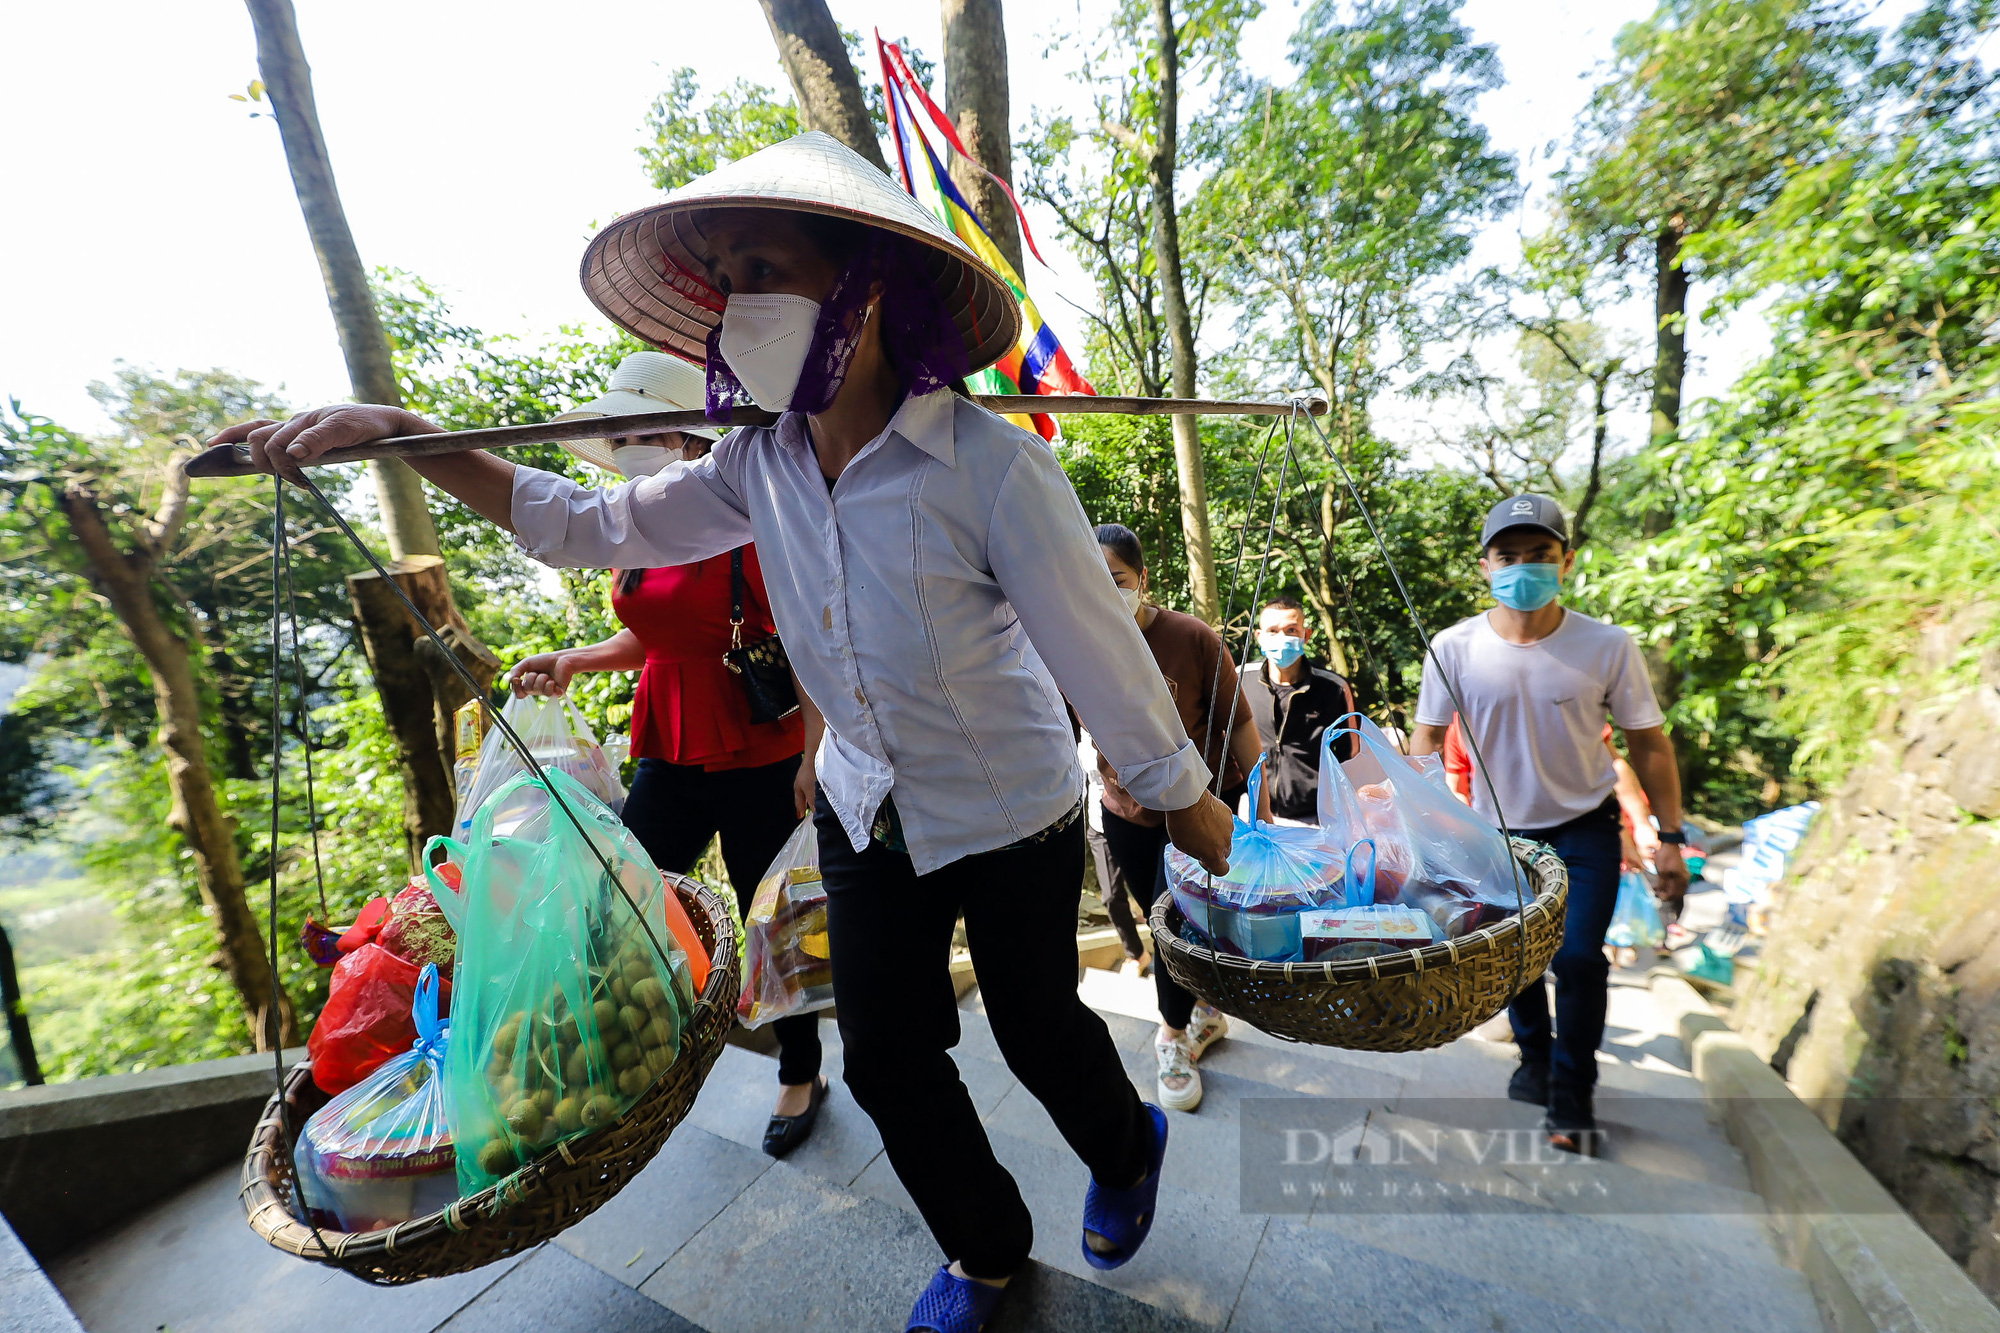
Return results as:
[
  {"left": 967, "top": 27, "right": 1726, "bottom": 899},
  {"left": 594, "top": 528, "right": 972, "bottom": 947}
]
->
[
  {"left": 1164, "top": 761, "right": 1342, "bottom": 960},
  {"left": 295, "top": 963, "right": 459, "bottom": 1232},
  {"left": 1604, "top": 871, "right": 1665, "bottom": 949}
]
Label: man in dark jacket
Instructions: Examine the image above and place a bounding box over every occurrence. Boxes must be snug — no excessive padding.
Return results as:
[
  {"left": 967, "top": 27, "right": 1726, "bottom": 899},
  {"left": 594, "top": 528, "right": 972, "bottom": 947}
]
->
[{"left": 1235, "top": 596, "right": 1358, "bottom": 823}]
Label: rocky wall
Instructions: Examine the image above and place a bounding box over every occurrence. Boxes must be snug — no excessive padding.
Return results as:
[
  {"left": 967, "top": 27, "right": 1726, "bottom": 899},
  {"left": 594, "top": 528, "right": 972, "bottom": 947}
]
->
[{"left": 1736, "top": 609, "right": 2000, "bottom": 1294}]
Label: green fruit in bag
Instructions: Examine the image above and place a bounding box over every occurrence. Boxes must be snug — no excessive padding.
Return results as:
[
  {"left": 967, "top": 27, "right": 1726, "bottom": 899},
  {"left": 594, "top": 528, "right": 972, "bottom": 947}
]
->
[{"left": 428, "top": 769, "right": 697, "bottom": 1197}]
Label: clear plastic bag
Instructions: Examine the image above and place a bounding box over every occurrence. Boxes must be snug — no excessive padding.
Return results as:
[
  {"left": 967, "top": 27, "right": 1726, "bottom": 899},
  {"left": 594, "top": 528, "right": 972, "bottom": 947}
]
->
[
  {"left": 428, "top": 768, "right": 695, "bottom": 1196},
  {"left": 1605, "top": 870, "right": 1665, "bottom": 949},
  {"left": 1318, "top": 713, "right": 1524, "bottom": 938},
  {"left": 295, "top": 963, "right": 459, "bottom": 1231},
  {"left": 737, "top": 819, "right": 835, "bottom": 1029},
  {"left": 453, "top": 695, "right": 627, "bottom": 837},
  {"left": 1164, "top": 762, "right": 1344, "bottom": 961}
]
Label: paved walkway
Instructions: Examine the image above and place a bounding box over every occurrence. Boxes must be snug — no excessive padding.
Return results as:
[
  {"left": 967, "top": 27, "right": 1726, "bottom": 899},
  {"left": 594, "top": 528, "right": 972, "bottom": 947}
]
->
[{"left": 50, "top": 965, "right": 1823, "bottom": 1332}]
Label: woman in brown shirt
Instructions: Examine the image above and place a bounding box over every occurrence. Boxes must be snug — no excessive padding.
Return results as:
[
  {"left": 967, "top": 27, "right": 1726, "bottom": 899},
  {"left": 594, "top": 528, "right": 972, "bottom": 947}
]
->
[{"left": 1093, "top": 524, "right": 1268, "bottom": 1114}]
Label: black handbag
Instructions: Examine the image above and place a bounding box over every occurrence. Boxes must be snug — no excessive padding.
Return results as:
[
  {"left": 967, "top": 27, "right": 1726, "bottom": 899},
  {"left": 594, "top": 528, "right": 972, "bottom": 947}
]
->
[{"left": 723, "top": 547, "right": 801, "bottom": 724}]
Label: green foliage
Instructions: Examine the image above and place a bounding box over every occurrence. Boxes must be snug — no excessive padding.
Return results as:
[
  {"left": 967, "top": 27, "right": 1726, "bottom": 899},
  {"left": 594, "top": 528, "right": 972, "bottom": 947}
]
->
[
  {"left": 1574, "top": 8, "right": 2000, "bottom": 808},
  {"left": 639, "top": 69, "right": 801, "bottom": 191},
  {"left": 637, "top": 36, "right": 934, "bottom": 193},
  {"left": 1555, "top": 0, "right": 1877, "bottom": 279},
  {"left": 1198, "top": 0, "right": 1518, "bottom": 411},
  {"left": 373, "top": 268, "right": 644, "bottom": 746}
]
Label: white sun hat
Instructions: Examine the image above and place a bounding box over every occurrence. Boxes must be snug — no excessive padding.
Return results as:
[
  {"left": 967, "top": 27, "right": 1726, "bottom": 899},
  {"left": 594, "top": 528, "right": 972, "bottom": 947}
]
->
[
  {"left": 579, "top": 131, "right": 1020, "bottom": 377},
  {"left": 552, "top": 350, "right": 720, "bottom": 472}
]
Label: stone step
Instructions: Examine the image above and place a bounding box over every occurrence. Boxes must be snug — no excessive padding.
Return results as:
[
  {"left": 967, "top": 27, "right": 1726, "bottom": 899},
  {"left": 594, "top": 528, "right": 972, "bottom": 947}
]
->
[{"left": 47, "top": 958, "right": 1823, "bottom": 1333}]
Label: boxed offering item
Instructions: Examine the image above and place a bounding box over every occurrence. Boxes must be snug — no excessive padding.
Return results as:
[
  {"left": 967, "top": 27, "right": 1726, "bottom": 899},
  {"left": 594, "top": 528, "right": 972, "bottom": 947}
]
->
[
  {"left": 738, "top": 819, "right": 835, "bottom": 1028},
  {"left": 295, "top": 964, "right": 458, "bottom": 1232},
  {"left": 1299, "top": 903, "right": 1446, "bottom": 962}
]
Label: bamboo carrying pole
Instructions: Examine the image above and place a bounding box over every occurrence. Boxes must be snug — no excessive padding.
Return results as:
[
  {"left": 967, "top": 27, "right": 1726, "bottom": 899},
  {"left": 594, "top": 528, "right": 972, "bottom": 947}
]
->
[{"left": 182, "top": 396, "right": 1328, "bottom": 479}]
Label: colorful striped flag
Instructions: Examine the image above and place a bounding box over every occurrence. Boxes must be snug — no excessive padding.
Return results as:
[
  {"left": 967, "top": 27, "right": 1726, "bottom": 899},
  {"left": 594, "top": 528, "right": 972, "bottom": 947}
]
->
[{"left": 875, "top": 34, "right": 1095, "bottom": 439}]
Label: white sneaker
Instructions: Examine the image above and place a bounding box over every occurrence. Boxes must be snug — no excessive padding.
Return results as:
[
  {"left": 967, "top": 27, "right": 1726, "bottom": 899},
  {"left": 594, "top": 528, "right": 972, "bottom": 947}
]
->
[
  {"left": 1184, "top": 1004, "right": 1229, "bottom": 1062},
  {"left": 1156, "top": 1032, "right": 1203, "bottom": 1111}
]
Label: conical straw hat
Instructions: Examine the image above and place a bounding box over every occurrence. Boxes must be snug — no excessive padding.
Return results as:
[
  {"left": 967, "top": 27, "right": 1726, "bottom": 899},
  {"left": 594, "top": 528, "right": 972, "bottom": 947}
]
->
[
  {"left": 580, "top": 132, "right": 1020, "bottom": 377},
  {"left": 552, "top": 350, "right": 720, "bottom": 472}
]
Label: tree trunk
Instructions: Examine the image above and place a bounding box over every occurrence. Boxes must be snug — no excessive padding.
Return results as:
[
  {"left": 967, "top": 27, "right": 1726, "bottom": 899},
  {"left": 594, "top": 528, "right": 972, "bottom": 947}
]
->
[
  {"left": 754, "top": 0, "right": 890, "bottom": 171},
  {"left": 244, "top": 0, "right": 439, "bottom": 563},
  {"left": 0, "top": 925, "right": 43, "bottom": 1085},
  {"left": 60, "top": 484, "right": 297, "bottom": 1050},
  {"left": 1573, "top": 366, "right": 1614, "bottom": 546},
  {"left": 942, "top": 0, "right": 1023, "bottom": 276},
  {"left": 1651, "top": 225, "right": 1688, "bottom": 449},
  {"left": 347, "top": 557, "right": 501, "bottom": 870},
  {"left": 1145, "top": 0, "right": 1218, "bottom": 623}
]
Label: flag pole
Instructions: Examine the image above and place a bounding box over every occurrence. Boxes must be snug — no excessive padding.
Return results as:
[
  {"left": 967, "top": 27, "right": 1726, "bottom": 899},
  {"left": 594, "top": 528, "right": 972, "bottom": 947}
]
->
[{"left": 183, "top": 396, "right": 1327, "bottom": 479}]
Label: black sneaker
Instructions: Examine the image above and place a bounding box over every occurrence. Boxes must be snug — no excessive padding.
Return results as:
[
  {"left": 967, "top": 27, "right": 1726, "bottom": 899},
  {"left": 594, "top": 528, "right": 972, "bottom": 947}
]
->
[
  {"left": 1545, "top": 1084, "right": 1598, "bottom": 1157},
  {"left": 1506, "top": 1059, "right": 1550, "bottom": 1107}
]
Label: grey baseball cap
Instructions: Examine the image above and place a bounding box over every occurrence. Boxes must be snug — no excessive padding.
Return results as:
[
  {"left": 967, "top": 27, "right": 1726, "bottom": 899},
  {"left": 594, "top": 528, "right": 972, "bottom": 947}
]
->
[{"left": 1480, "top": 493, "right": 1569, "bottom": 549}]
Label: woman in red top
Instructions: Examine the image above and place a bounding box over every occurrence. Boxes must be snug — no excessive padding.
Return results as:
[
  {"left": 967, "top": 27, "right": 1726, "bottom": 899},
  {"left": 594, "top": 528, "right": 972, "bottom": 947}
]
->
[{"left": 508, "top": 378, "right": 829, "bottom": 1158}]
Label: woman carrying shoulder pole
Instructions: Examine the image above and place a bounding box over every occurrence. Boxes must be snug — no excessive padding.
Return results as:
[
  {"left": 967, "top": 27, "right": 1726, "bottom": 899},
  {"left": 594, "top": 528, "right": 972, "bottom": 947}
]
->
[
  {"left": 213, "top": 133, "right": 1235, "bottom": 1333},
  {"left": 503, "top": 351, "right": 829, "bottom": 1157}
]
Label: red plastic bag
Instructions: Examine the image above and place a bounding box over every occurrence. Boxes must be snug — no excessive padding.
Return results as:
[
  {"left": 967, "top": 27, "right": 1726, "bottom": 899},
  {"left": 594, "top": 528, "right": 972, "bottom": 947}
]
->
[{"left": 309, "top": 943, "right": 452, "bottom": 1096}]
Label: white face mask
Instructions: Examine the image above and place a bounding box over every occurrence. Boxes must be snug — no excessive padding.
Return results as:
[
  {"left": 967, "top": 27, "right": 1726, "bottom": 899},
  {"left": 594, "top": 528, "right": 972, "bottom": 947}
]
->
[
  {"left": 610, "top": 442, "right": 683, "bottom": 478},
  {"left": 717, "top": 292, "right": 821, "bottom": 412},
  {"left": 1118, "top": 586, "right": 1143, "bottom": 617}
]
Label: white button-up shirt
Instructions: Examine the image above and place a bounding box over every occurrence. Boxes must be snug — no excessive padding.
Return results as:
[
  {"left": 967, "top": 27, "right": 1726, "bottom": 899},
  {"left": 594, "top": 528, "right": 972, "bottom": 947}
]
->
[{"left": 511, "top": 388, "right": 1210, "bottom": 874}]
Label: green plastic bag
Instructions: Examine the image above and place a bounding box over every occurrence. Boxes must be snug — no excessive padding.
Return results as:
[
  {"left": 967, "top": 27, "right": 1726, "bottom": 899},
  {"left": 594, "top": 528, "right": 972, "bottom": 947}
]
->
[{"left": 426, "top": 767, "right": 695, "bottom": 1196}]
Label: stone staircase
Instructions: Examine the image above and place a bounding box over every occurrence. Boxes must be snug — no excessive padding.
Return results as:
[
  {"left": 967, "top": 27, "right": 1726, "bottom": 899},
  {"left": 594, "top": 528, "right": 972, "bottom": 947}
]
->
[{"left": 46, "top": 964, "right": 1825, "bottom": 1332}]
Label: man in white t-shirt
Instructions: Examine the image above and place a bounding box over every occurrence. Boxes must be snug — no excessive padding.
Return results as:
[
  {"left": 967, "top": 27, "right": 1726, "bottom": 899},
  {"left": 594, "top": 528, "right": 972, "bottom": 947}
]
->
[{"left": 1412, "top": 494, "right": 1690, "bottom": 1154}]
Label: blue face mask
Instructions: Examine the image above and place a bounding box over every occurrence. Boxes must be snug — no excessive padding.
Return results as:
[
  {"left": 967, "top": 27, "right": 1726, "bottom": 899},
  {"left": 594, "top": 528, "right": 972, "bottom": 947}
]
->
[
  {"left": 1489, "top": 562, "right": 1563, "bottom": 611},
  {"left": 1258, "top": 633, "right": 1306, "bottom": 668}
]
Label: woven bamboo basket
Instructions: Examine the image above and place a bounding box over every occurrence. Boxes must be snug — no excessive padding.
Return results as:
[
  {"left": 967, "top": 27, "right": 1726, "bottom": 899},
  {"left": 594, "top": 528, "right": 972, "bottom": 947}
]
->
[
  {"left": 1150, "top": 839, "right": 1566, "bottom": 1053},
  {"left": 239, "top": 874, "right": 739, "bottom": 1285}
]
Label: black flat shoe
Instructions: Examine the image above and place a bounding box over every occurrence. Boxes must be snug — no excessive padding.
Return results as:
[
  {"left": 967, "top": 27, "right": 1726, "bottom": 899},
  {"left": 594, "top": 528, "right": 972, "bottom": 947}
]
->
[
  {"left": 762, "top": 1076, "right": 828, "bottom": 1158},
  {"left": 1506, "top": 1059, "right": 1550, "bottom": 1108},
  {"left": 1544, "top": 1084, "right": 1599, "bottom": 1157}
]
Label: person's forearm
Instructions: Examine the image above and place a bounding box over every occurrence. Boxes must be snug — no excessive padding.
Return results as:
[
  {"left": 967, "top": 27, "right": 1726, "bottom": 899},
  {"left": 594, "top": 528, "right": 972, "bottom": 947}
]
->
[
  {"left": 564, "top": 628, "right": 646, "bottom": 674},
  {"left": 1623, "top": 728, "right": 1685, "bottom": 830},
  {"left": 797, "top": 682, "right": 826, "bottom": 760},
  {"left": 1409, "top": 723, "right": 1450, "bottom": 757},
  {"left": 1229, "top": 718, "right": 1265, "bottom": 787},
  {"left": 1610, "top": 754, "right": 1654, "bottom": 833},
  {"left": 406, "top": 450, "right": 519, "bottom": 531}
]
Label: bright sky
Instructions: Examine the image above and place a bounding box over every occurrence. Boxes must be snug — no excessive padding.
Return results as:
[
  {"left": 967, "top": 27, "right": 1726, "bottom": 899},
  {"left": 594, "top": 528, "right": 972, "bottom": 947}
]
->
[{"left": 3, "top": 0, "right": 1785, "bottom": 458}]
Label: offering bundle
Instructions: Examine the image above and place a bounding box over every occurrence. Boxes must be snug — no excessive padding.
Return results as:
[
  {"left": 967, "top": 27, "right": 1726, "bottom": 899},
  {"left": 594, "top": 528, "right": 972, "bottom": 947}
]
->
[
  {"left": 306, "top": 863, "right": 462, "bottom": 1095},
  {"left": 738, "top": 819, "right": 834, "bottom": 1028},
  {"left": 295, "top": 964, "right": 457, "bottom": 1231},
  {"left": 1164, "top": 763, "right": 1346, "bottom": 961},
  {"left": 1319, "top": 713, "right": 1523, "bottom": 940},
  {"left": 431, "top": 768, "right": 695, "bottom": 1196},
  {"left": 454, "top": 694, "right": 627, "bottom": 837}
]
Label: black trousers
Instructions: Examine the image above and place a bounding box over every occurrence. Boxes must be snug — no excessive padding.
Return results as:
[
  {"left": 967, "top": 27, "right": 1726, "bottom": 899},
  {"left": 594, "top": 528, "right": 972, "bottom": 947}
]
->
[
  {"left": 1507, "top": 796, "right": 1626, "bottom": 1093},
  {"left": 815, "top": 796, "right": 1150, "bottom": 1279},
  {"left": 623, "top": 755, "right": 823, "bottom": 1087},
  {"left": 1097, "top": 807, "right": 1194, "bottom": 1030},
  {"left": 1086, "top": 823, "right": 1146, "bottom": 959}
]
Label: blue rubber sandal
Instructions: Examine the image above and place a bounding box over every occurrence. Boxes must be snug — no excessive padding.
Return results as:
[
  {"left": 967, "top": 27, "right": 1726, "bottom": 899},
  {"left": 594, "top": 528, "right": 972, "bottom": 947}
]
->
[
  {"left": 1081, "top": 1101, "right": 1169, "bottom": 1270},
  {"left": 907, "top": 1263, "right": 1007, "bottom": 1333}
]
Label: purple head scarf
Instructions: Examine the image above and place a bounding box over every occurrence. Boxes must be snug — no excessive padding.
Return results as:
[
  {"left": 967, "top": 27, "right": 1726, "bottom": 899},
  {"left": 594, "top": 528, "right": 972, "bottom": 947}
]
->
[{"left": 706, "top": 229, "right": 970, "bottom": 423}]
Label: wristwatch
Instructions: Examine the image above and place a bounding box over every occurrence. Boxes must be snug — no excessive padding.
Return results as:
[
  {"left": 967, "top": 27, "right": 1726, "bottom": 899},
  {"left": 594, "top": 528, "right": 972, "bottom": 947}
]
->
[{"left": 1656, "top": 828, "right": 1688, "bottom": 846}]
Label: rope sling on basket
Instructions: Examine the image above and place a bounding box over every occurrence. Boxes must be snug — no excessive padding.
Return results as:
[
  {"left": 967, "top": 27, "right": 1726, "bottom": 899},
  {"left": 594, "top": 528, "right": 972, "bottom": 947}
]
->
[
  {"left": 239, "top": 472, "right": 739, "bottom": 1285},
  {"left": 1146, "top": 400, "right": 1568, "bottom": 1053}
]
